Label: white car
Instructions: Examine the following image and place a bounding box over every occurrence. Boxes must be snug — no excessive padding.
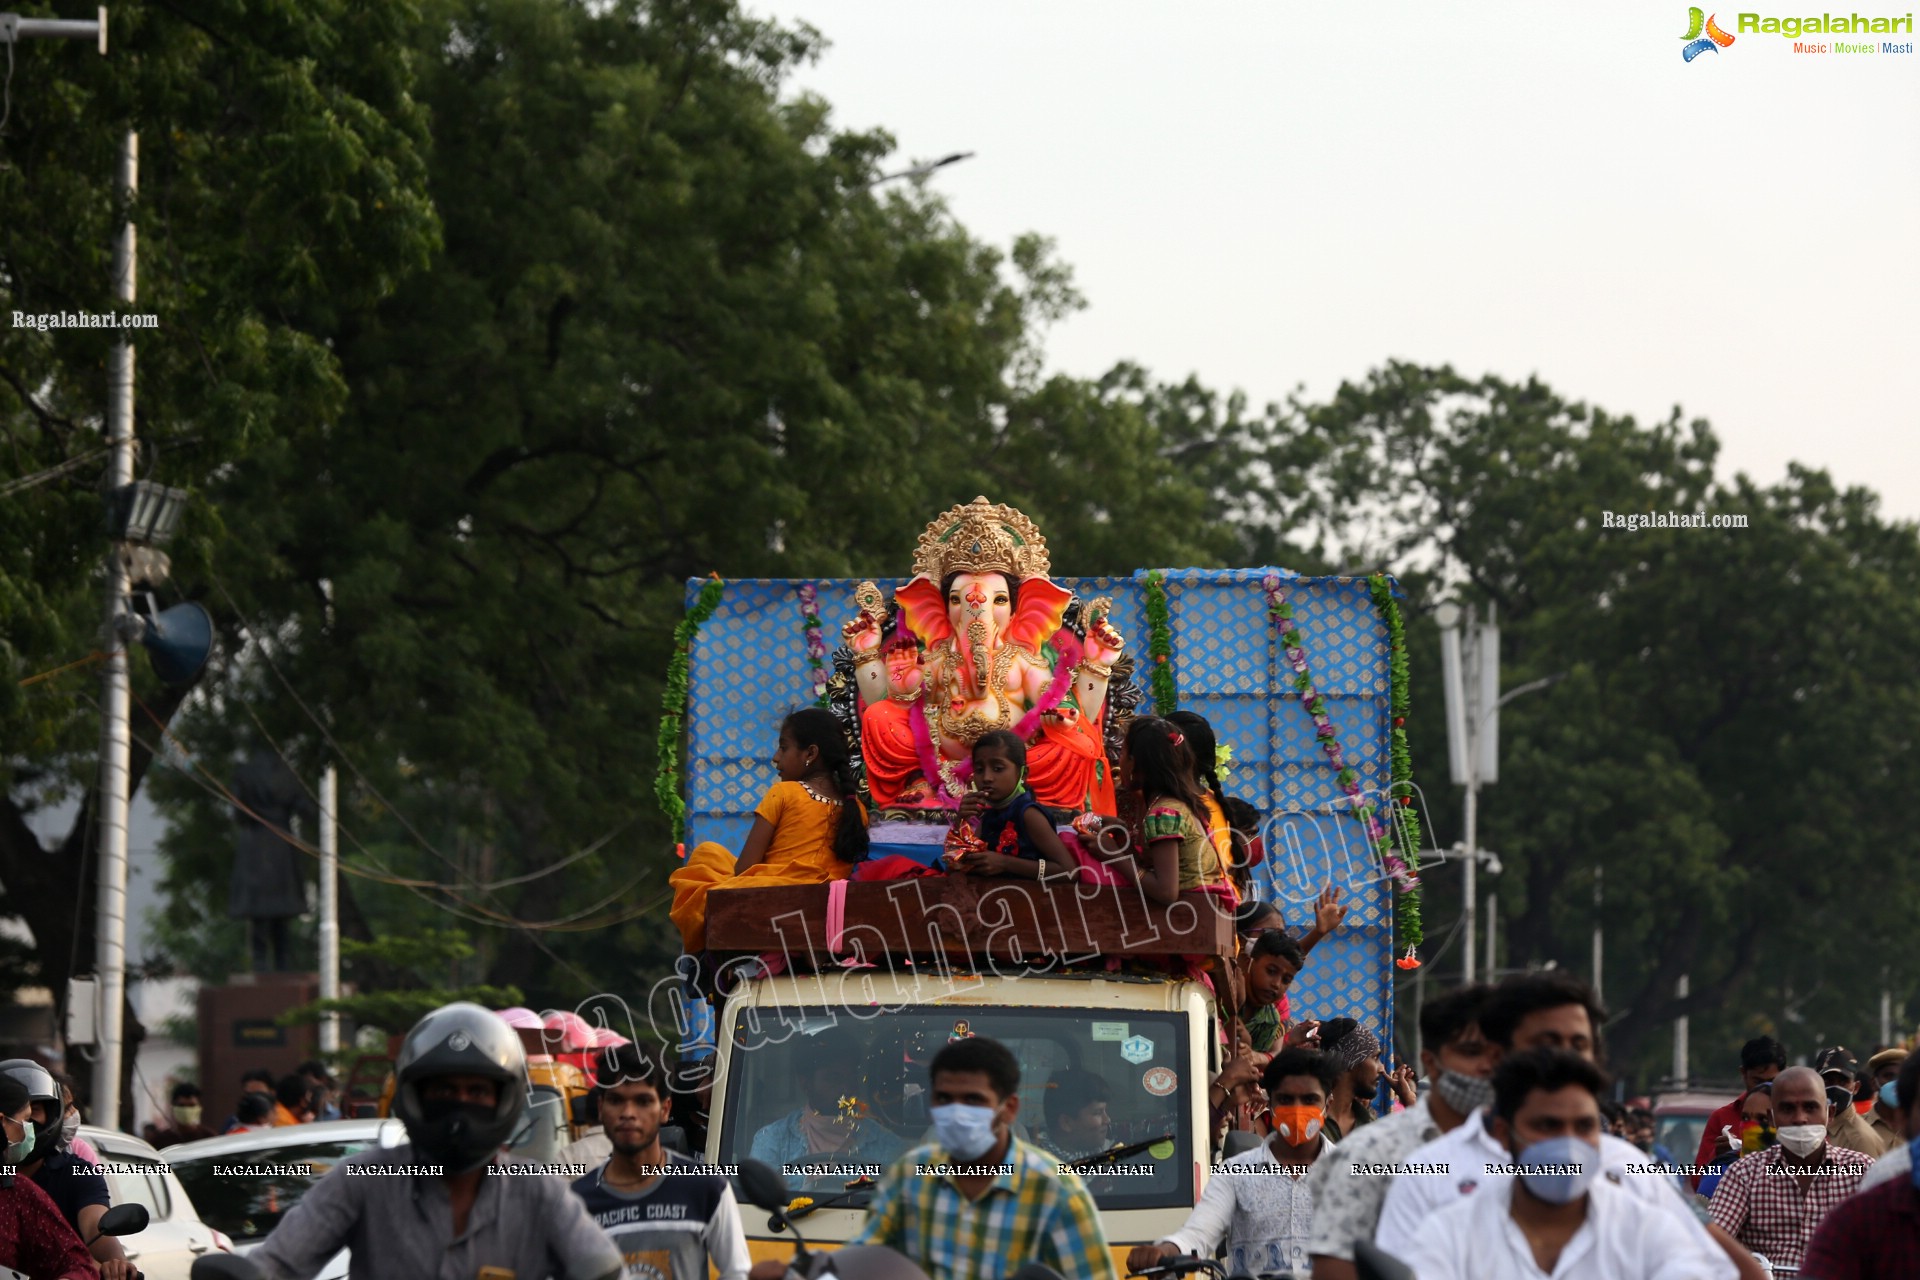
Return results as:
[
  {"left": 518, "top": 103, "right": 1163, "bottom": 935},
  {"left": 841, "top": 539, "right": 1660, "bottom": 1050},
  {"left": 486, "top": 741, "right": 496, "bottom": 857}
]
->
[
  {"left": 161, "top": 1118, "right": 408, "bottom": 1280},
  {"left": 76, "top": 1126, "right": 233, "bottom": 1280}
]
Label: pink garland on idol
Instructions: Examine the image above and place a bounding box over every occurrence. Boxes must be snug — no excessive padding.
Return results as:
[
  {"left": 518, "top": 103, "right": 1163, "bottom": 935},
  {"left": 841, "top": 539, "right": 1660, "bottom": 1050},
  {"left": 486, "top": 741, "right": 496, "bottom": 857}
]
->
[
  {"left": 907, "top": 627, "right": 1082, "bottom": 804},
  {"left": 1264, "top": 574, "right": 1417, "bottom": 894}
]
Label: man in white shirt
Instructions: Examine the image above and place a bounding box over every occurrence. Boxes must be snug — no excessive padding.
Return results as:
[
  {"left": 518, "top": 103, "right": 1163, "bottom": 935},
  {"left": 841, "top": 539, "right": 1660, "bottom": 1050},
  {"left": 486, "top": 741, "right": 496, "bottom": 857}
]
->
[
  {"left": 1374, "top": 972, "right": 1760, "bottom": 1279},
  {"left": 1399, "top": 1049, "right": 1712, "bottom": 1280},
  {"left": 1305, "top": 982, "right": 1497, "bottom": 1280},
  {"left": 1127, "top": 1047, "right": 1338, "bottom": 1278}
]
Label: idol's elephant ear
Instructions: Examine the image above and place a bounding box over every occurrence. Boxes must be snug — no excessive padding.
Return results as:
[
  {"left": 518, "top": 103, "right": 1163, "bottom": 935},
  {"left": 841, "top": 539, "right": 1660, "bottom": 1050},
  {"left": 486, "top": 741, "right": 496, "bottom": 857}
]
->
[
  {"left": 1006, "top": 576, "right": 1072, "bottom": 653},
  {"left": 893, "top": 575, "right": 953, "bottom": 646}
]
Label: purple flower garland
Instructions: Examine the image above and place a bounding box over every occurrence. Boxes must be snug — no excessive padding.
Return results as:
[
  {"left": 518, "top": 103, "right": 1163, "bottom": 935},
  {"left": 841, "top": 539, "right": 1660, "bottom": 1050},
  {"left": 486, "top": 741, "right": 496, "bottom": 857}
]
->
[
  {"left": 1264, "top": 575, "right": 1420, "bottom": 899},
  {"left": 797, "top": 582, "right": 830, "bottom": 707}
]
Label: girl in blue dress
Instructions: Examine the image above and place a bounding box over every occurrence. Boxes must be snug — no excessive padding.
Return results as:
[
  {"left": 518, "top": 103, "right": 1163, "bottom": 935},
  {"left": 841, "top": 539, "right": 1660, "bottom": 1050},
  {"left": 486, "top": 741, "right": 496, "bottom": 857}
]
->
[{"left": 948, "top": 730, "right": 1080, "bottom": 879}]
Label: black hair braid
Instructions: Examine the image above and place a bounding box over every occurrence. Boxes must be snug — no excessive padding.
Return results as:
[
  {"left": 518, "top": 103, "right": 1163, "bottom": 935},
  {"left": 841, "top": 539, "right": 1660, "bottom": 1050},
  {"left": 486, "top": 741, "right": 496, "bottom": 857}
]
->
[{"left": 830, "top": 757, "right": 869, "bottom": 863}]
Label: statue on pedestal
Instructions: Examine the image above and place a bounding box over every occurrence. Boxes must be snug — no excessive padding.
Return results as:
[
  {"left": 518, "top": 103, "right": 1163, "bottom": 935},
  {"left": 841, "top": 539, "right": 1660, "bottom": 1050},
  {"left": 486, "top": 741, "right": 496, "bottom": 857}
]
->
[{"left": 228, "top": 748, "right": 314, "bottom": 973}]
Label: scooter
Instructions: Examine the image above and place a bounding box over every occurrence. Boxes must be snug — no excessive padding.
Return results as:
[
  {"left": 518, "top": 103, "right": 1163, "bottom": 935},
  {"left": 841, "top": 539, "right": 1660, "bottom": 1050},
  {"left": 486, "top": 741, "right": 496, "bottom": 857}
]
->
[{"left": 1, "top": 1202, "right": 149, "bottom": 1280}]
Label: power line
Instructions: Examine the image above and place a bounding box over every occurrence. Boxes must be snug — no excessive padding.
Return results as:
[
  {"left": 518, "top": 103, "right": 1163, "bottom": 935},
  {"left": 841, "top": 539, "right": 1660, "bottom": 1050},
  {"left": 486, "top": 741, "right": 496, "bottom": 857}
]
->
[{"left": 125, "top": 693, "right": 659, "bottom": 934}]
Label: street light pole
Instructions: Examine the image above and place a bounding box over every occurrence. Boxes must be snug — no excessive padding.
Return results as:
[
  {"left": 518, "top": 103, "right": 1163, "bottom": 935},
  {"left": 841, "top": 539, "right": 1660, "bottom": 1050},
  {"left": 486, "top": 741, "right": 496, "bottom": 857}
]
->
[
  {"left": 1592, "top": 865, "right": 1604, "bottom": 1003},
  {"left": 317, "top": 766, "right": 340, "bottom": 1053},
  {"left": 1438, "top": 596, "right": 1565, "bottom": 987},
  {"left": 93, "top": 127, "right": 137, "bottom": 1129}
]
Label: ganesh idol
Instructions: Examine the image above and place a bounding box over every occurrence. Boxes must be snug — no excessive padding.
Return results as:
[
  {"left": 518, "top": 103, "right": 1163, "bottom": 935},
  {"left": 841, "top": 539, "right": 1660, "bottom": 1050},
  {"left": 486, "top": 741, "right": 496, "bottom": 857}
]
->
[{"left": 840, "top": 497, "right": 1126, "bottom": 816}]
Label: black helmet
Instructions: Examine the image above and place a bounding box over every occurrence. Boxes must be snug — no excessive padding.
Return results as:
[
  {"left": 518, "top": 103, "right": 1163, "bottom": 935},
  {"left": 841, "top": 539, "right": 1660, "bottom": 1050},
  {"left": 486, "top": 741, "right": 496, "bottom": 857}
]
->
[
  {"left": 390, "top": 1002, "right": 527, "bottom": 1174},
  {"left": 806, "top": 1247, "right": 934, "bottom": 1280},
  {"left": 0, "top": 1060, "right": 61, "bottom": 1163}
]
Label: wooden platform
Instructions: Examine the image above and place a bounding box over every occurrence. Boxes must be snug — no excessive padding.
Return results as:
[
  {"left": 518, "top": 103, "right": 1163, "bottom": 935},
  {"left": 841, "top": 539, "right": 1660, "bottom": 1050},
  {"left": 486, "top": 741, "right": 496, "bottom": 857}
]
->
[{"left": 705, "top": 876, "right": 1235, "bottom": 964}]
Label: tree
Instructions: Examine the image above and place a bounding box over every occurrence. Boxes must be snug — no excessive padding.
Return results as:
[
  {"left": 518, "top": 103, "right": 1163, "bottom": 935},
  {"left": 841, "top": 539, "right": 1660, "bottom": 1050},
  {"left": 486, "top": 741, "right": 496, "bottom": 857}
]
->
[
  {"left": 1309, "top": 363, "right": 1920, "bottom": 1079},
  {"left": 0, "top": 0, "right": 438, "bottom": 1117},
  {"left": 148, "top": 0, "right": 1324, "bottom": 1012}
]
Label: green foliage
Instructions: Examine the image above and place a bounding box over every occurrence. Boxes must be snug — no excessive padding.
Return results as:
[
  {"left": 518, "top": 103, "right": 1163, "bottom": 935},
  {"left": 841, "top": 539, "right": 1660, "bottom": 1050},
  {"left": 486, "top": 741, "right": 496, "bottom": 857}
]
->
[
  {"left": 143, "top": 0, "right": 1326, "bottom": 1013},
  {"left": 0, "top": 0, "right": 440, "bottom": 1014},
  {"left": 279, "top": 987, "right": 523, "bottom": 1037},
  {"left": 1313, "top": 364, "right": 1920, "bottom": 1079},
  {"left": 280, "top": 930, "right": 519, "bottom": 1035}
]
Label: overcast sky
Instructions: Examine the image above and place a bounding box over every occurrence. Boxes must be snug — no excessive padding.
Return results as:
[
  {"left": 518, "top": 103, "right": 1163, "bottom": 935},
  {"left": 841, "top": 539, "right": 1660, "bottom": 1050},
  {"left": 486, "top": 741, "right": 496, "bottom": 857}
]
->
[{"left": 752, "top": 0, "right": 1920, "bottom": 519}]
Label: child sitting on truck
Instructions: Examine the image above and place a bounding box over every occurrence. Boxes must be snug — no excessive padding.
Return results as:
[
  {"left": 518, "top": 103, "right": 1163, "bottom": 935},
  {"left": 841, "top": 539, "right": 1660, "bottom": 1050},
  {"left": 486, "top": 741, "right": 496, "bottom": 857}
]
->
[
  {"left": 947, "top": 730, "right": 1080, "bottom": 880},
  {"left": 1110, "top": 715, "right": 1235, "bottom": 906},
  {"left": 668, "top": 707, "right": 869, "bottom": 952},
  {"left": 1166, "top": 710, "right": 1242, "bottom": 875}
]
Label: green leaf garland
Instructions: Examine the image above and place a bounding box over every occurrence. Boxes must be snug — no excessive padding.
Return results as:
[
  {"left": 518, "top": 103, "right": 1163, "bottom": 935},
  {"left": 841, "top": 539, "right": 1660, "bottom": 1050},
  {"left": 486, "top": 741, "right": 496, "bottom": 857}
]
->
[
  {"left": 1368, "top": 573, "right": 1425, "bottom": 957},
  {"left": 1144, "top": 569, "right": 1179, "bottom": 715},
  {"left": 656, "top": 575, "right": 727, "bottom": 849}
]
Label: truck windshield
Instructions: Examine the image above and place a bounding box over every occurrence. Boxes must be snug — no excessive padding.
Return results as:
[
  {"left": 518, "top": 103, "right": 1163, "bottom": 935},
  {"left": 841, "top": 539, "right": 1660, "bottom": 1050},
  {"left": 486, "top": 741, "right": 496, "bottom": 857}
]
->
[{"left": 717, "top": 1005, "right": 1192, "bottom": 1211}]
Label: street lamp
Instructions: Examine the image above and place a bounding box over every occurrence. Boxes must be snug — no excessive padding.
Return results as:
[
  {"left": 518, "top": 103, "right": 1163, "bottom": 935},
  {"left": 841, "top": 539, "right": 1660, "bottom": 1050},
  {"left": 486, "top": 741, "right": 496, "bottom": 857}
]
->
[
  {"left": 869, "top": 151, "right": 975, "bottom": 187},
  {"left": 0, "top": 8, "right": 107, "bottom": 53},
  {"left": 1436, "top": 598, "right": 1565, "bottom": 982}
]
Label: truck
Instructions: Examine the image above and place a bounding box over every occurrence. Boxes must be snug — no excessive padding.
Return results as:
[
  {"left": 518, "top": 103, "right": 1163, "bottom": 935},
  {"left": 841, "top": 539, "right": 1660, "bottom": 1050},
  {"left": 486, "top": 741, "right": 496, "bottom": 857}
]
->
[
  {"left": 702, "top": 874, "right": 1238, "bottom": 1276},
  {"left": 672, "top": 560, "right": 1414, "bottom": 1273}
]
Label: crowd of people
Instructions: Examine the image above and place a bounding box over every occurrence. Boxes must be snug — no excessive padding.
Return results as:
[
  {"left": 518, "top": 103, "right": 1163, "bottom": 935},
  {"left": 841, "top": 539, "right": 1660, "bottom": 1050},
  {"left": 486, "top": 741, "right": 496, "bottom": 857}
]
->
[
  {"left": 1142, "top": 968, "right": 1920, "bottom": 1280},
  {"left": 141, "top": 1058, "right": 343, "bottom": 1150}
]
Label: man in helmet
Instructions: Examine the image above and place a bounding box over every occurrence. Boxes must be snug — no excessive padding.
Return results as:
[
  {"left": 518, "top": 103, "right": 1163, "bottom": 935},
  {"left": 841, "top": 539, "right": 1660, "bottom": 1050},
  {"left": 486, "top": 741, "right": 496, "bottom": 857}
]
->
[
  {"left": 0, "top": 1059, "right": 136, "bottom": 1279},
  {"left": 248, "top": 1002, "right": 623, "bottom": 1280}
]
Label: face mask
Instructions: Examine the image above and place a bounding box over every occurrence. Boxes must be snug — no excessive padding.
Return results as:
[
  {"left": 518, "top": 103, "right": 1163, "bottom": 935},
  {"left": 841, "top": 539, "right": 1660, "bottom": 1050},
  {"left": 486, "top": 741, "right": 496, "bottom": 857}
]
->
[
  {"left": 419, "top": 1097, "right": 495, "bottom": 1129},
  {"left": 1776, "top": 1123, "right": 1826, "bottom": 1156},
  {"left": 1511, "top": 1135, "right": 1597, "bottom": 1205},
  {"left": 3, "top": 1120, "right": 34, "bottom": 1166},
  {"left": 1268, "top": 1104, "right": 1324, "bottom": 1145},
  {"left": 1436, "top": 1069, "right": 1494, "bottom": 1116},
  {"left": 1740, "top": 1121, "right": 1775, "bottom": 1153},
  {"left": 57, "top": 1111, "right": 80, "bottom": 1147},
  {"left": 1879, "top": 1081, "right": 1898, "bottom": 1109},
  {"left": 172, "top": 1105, "right": 203, "bottom": 1129},
  {"left": 930, "top": 1103, "right": 1000, "bottom": 1161}
]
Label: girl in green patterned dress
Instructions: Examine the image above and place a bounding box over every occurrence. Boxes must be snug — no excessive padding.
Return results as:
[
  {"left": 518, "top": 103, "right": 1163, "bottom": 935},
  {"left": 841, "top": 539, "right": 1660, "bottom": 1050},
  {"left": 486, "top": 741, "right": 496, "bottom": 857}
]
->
[{"left": 1114, "top": 715, "right": 1234, "bottom": 906}]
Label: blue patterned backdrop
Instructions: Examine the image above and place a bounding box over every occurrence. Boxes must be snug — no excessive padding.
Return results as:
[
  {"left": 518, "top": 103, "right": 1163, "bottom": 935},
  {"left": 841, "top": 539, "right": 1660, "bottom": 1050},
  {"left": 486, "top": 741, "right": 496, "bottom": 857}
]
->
[{"left": 681, "top": 568, "right": 1399, "bottom": 1052}]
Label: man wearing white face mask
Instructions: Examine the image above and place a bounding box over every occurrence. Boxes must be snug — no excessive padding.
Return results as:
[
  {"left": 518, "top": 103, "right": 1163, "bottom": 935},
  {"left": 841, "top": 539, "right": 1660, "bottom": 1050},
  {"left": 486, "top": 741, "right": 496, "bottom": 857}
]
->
[
  {"left": 1707, "top": 1065, "right": 1873, "bottom": 1273},
  {"left": 1305, "top": 983, "right": 1497, "bottom": 1280},
  {"left": 1375, "top": 972, "right": 1760, "bottom": 1278},
  {"left": 1399, "top": 1049, "right": 1707, "bottom": 1279},
  {"left": 852, "top": 1036, "right": 1117, "bottom": 1280}
]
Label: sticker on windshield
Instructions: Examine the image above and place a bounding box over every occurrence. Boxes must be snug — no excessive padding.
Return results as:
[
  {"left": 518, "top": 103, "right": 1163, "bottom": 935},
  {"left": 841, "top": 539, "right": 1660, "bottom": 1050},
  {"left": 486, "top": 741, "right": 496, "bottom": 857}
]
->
[
  {"left": 949, "top": 1020, "right": 974, "bottom": 1042},
  {"left": 1090, "top": 1022, "right": 1128, "bottom": 1042},
  {"left": 1142, "top": 1067, "right": 1178, "bottom": 1097},
  {"left": 1148, "top": 1139, "right": 1176, "bottom": 1159},
  {"left": 1120, "top": 1035, "right": 1154, "bottom": 1065}
]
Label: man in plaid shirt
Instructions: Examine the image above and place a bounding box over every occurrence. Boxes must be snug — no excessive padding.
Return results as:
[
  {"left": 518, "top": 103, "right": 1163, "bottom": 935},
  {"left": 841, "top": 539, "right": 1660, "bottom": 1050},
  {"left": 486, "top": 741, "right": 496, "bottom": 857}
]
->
[
  {"left": 1800, "top": 1049, "right": 1920, "bottom": 1279},
  {"left": 852, "top": 1036, "right": 1118, "bottom": 1280},
  {"left": 1708, "top": 1066, "right": 1874, "bottom": 1272}
]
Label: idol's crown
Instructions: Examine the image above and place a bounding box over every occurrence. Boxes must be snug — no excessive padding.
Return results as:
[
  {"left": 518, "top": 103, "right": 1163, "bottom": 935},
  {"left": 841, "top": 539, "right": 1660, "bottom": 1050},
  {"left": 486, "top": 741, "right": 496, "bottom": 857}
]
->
[{"left": 912, "top": 496, "right": 1051, "bottom": 582}]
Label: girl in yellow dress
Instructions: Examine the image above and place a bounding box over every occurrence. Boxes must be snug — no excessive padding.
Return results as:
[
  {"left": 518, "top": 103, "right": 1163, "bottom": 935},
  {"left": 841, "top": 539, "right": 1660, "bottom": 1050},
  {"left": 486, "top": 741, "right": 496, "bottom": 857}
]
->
[{"left": 669, "top": 708, "right": 869, "bottom": 952}]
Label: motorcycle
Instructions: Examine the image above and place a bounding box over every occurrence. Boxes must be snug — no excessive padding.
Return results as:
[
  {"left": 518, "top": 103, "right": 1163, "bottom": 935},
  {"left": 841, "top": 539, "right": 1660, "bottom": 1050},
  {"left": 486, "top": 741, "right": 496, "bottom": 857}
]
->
[
  {"left": 2, "top": 1202, "right": 149, "bottom": 1280},
  {"left": 1128, "top": 1240, "right": 1414, "bottom": 1280},
  {"left": 738, "top": 1158, "right": 1069, "bottom": 1280}
]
